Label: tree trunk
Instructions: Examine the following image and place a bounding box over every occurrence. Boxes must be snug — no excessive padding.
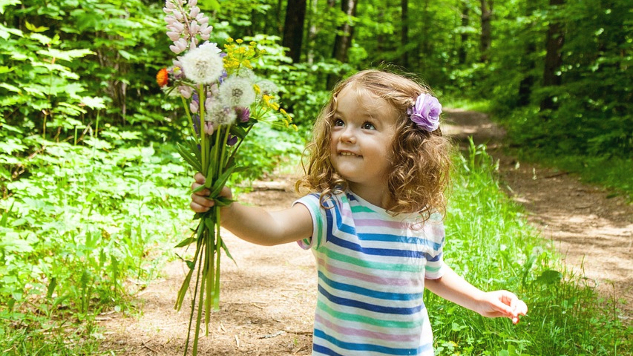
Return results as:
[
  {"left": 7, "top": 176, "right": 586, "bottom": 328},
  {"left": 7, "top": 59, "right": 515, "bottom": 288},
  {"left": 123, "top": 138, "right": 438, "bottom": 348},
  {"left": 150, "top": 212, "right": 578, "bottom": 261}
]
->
[
  {"left": 540, "top": 0, "right": 565, "bottom": 111},
  {"left": 306, "top": 0, "right": 319, "bottom": 64},
  {"left": 480, "top": 0, "right": 493, "bottom": 62},
  {"left": 327, "top": 0, "right": 358, "bottom": 89},
  {"left": 458, "top": 0, "right": 469, "bottom": 65},
  {"left": 418, "top": 0, "right": 430, "bottom": 70},
  {"left": 282, "top": 0, "right": 307, "bottom": 63},
  {"left": 517, "top": 1, "right": 536, "bottom": 106},
  {"left": 401, "top": 0, "right": 409, "bottom": 68}
]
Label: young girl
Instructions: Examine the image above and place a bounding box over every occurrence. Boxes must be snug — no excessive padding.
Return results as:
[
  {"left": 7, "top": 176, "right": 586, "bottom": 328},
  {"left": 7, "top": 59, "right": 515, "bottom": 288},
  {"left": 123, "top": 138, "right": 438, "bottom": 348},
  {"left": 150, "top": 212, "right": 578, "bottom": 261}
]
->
[{"left": 190, "top": 70, "right": 528, "bottom": 356}]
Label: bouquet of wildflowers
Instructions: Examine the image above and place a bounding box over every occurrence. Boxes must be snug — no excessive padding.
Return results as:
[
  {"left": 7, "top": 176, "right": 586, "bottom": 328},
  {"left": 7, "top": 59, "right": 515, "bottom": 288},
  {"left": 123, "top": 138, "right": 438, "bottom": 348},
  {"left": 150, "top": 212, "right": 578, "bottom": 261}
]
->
[{"left": 158, "top": 0, "right": 292, "bottom": 354}]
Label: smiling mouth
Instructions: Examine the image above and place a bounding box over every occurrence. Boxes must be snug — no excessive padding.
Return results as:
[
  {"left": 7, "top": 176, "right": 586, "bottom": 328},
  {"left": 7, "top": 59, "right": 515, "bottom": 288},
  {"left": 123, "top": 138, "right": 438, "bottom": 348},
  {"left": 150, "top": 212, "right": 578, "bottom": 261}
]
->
[{"left": 339, "top": 151, "right": 361, "bottom": 157}]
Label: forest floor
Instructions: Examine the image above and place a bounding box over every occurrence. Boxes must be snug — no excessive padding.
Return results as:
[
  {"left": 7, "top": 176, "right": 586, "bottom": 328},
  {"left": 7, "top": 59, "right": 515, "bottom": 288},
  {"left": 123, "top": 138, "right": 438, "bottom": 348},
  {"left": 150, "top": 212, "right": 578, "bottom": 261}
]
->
[{"left": 98, "top": 109, "right": 632, "bottom": 355}]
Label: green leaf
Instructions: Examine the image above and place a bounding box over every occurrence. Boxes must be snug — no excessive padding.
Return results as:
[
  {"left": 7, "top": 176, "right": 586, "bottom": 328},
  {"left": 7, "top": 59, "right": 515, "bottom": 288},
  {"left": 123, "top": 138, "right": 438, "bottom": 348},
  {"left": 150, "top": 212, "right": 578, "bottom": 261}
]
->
[
  {"left": 29, "top": 33, "right": 52, "bottom": 45},
  {"left": 208, "top": 166, "right": 236, "bottom": 198},
  {"left": 220, "top": 239, "right": 237, "bottom": 266},
  {"left": 175, "top": 237, "right": 197, "bottom": 248},
  {"left": 117, "top": 49, "right": 138, "bottom": 60},
  {"left": 46, "top": 277, "right": 57, "bottom": 299},
  {"left": 0, "top": 24, "right": 23, "bottom": 39},
  {"left": 0, "top": 201, "right": 13, "bottom": 227},
  {"left": 176, "top": 142, "right": 203, "bottom": 172},
  {"left": 25, "top": 20, "right": 49, "bottom": 33},
  {"left": 536, "top": 270, "right": 563, "bottom": 285},
  {"left": 213, "top": 197, "right": 234, "bottom": 207},
  {"left": 0, "top": 83, "right": 21, "bottom": 93},
  {"left": 37, "top": 48, "right": 94, "bottom": 62},
  {"left": 0, "top": 0, "right": 21, "bottom": 15},
  {"left": 230, "top": 125, "right": 247, "bottom": 139},
  {"left": 200, "top": 0, "right": 220, "bottom": 11},
  {"left": 80, "top": 96, "right": 106, "bottom": 110}
]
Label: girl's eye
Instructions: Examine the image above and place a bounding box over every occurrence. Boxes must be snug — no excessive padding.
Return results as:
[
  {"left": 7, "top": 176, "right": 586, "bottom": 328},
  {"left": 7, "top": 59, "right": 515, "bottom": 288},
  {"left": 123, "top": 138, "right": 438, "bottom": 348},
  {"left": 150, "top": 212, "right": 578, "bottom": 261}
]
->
[
  {"left": 333, "top": 118, "right": 345, "bottom": 127},
  {"left": 362, "top": 122, "right": 376, "bottom": 130}
]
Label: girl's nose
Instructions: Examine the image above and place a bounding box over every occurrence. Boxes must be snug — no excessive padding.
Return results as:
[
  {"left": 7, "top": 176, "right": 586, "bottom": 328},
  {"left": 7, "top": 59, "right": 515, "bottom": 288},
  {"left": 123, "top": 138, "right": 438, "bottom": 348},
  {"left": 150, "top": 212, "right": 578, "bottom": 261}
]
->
[{"left": 340, "top": 127, "right": 356, "bottom": 143}]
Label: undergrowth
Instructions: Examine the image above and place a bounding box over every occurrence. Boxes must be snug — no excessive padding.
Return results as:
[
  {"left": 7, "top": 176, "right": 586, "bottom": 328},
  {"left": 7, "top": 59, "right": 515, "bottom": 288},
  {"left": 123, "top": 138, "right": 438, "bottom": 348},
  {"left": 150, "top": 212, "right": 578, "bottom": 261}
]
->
[
  {"left": 431, "top": 139, "right": 631, "bottom": 355},
  {"left": 1, "top": 135, "right": 629, "bottom": 355}
]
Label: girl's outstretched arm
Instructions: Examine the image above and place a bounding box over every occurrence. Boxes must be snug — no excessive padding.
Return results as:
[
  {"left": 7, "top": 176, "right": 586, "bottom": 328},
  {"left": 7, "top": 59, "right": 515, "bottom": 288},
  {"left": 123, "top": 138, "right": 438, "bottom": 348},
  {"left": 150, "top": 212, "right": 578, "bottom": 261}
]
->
[
  {"left": 425, "top": 266, "right": 528, "bottom": 324},
  {"left": 190, "top": 172, "right": 313, "bottom": 246}
]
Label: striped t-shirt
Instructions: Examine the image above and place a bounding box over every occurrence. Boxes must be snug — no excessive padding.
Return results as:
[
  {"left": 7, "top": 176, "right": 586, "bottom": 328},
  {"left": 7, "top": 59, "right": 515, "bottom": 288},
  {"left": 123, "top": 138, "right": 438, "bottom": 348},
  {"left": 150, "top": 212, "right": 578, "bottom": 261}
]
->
[{"left": 295, "top": 191, "right": 446, "bottom": 356}]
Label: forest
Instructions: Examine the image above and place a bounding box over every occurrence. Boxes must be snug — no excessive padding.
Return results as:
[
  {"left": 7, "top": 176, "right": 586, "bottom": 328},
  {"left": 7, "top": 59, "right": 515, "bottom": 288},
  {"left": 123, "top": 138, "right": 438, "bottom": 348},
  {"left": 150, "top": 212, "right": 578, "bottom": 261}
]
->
[{"left": 0, "top": 0, "right": 631, "bottom": 354}]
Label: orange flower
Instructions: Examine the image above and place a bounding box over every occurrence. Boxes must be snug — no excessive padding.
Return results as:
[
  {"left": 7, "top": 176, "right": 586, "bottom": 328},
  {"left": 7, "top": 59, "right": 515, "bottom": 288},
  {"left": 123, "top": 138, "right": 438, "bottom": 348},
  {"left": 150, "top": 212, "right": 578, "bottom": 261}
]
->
[{"left": 156, "top": 68, "right": 169, "bottom": 88}]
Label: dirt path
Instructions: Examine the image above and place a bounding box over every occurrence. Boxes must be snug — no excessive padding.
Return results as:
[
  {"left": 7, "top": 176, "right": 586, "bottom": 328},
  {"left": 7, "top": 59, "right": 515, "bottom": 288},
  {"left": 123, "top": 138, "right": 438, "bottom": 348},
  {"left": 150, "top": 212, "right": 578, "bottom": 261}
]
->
[
  {"left": 99, "top": 109, "right": 632, "bottom": 355},
  {"left": 442, "top": 109, "right": 633, "bottom": 320}
]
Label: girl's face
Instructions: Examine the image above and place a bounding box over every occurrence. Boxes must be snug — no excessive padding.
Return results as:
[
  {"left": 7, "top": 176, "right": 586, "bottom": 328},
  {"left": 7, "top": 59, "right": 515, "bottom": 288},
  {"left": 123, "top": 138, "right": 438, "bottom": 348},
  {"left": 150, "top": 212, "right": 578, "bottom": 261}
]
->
[{"left": 329, "top": 85, "right": 399, "bottom": 199}]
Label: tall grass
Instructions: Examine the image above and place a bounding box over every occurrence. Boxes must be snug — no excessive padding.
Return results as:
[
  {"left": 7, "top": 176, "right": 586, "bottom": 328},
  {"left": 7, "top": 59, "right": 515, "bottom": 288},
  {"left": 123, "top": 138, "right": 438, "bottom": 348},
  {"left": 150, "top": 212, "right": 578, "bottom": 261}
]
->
[{"left": 430, "top": 140, "right": 631, "bottom": 355}]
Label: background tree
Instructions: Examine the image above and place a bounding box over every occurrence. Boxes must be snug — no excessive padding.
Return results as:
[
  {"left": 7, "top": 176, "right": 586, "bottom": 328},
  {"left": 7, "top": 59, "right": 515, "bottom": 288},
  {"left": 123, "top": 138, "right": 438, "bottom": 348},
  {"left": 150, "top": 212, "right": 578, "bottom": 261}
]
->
[
  {"left": 282, "top": 0, "right": 308, "bottom": 62},
  {"left": 327, "top": 0, "right": 359, "bottom": 88},
  {"left": 479, "top": 0, "right": 493, "bottom": 62},
  {"left": 540, "top": 0, "right": 564, "bottom": 111},
  {"left": 401, "top": 0, "right": 409, "bottom": 68},
  {"left": 458, "top": 0, "right": 470, "bottom": 65}
]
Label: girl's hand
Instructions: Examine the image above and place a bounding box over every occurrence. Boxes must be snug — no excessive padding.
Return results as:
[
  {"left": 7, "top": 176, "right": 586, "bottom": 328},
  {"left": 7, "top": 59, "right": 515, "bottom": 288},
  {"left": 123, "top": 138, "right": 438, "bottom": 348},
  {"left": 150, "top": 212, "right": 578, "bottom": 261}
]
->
[
  {"left": 477, "top": 290, "right": 528, "bottom": 324},
  {"left": 189, "top": 172, "right": 233, "bottom": 213}
]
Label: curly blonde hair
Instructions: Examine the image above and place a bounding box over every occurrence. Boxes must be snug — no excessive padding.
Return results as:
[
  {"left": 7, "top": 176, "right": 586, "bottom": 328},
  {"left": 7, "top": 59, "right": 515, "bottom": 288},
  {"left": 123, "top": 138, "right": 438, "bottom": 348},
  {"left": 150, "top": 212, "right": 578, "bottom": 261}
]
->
[{"left": 296, "top": 69, "right": 453, "bottom": 219}]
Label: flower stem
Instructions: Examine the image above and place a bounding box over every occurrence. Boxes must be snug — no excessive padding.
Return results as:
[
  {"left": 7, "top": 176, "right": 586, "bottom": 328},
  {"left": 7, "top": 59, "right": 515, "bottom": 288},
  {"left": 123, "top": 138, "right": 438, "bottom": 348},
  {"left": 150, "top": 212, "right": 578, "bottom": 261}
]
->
[
  {"left": 181, "top": 94, "right": 199, "bottom": 145},
  {"left": 204, "top": 215, "right": 215, "bottom": 334},
  {"left": 198, "top": 84, "right": 207, "bottom": 173},
  {"left": 213, "top": 210, "right": 222, "bottom": 310},
  {"left": 226, "top": 125, "right": 253, "bottom": 164}
]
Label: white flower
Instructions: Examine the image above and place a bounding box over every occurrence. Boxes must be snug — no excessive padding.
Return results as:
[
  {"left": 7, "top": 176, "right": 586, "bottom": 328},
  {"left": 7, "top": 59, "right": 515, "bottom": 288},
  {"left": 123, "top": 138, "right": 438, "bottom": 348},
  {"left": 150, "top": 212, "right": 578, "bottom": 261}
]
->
[
  {"left": 219, "top": 76, "right": 256, "bottom": 108},
  {"left": 167, "top": 31, "right": 180, "bottom": 42},
  {"left": 180, "top": 43, "right": 224, "bottom": 84},
  {"left": 235, "top": 68, "right": 255, "bottom": 80},
  {"left": 178, "top": 85, "right": 193, "bottom": 98},
  {"left": 189, "top": 100, "right": 199, "bottom": 113},
  {"left": 190, "top": 6, "right": 200, "bottom": 18},
  {"left": 255, "top": 79, "right": 278, "bottom": 96},
  {"left": 205, "top": 102, "right": 236, "bottom": 126},
  {"left": 170, "top": 38, "right": 188, "bottom": 54}
]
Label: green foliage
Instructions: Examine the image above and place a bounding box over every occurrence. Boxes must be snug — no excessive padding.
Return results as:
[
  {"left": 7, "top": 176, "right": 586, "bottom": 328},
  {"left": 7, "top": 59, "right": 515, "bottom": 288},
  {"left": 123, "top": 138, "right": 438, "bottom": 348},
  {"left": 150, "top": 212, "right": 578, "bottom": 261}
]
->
[
  {"left": 429, "top": 141, "right": 630, "bottom": 355},
  {"left": 0, "top": 132, "right": 192, "bottom": 309},
  {"left": 0, "top": 0, "right": 173, "bottom": 137},
  {"left": 0, "top": 311, "right": 101, "bottom": 355},
  {"left": 488, "top": 0, "right": 632, "bottom": 158}
]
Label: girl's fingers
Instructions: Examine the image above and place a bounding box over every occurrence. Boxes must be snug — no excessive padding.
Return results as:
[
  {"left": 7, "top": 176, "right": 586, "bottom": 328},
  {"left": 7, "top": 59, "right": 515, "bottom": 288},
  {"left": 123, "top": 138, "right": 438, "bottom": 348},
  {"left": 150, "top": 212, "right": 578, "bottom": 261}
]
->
[
  {"left": 194, "top": 172, "right": 206, "bottom": 184},
  {"left": 190, "top": 201, "right": 210, "bottom": 213},
  {"left": 190, "top": 195, "right": 213, "bottom": 212},
  {"left": 191, "top": 183, "right": 211, "bottom": 197},
  {"left": 191, "top": 192, "right": 213, "bottom": 206}
]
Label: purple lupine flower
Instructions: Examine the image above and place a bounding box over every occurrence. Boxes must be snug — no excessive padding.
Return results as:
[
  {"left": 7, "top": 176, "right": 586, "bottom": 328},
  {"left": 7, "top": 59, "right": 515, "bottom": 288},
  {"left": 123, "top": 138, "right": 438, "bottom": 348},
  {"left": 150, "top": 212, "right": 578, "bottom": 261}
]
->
[{"left": 226, "top": 135, "right": 238, "bottom": 146}]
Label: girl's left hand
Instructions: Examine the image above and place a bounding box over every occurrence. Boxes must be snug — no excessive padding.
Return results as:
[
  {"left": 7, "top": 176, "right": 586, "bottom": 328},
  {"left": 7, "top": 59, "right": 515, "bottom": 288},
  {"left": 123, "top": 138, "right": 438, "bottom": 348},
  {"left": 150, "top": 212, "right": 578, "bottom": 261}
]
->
[{"left": 478, "top": 290, "right": 528, "bottom": 324}]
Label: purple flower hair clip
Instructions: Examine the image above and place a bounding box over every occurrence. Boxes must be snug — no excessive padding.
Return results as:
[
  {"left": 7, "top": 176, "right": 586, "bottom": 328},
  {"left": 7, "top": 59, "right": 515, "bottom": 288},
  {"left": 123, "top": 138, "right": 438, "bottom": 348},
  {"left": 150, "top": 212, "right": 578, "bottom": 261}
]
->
[{"left": 407, "top": 93, "right": 442, "bottom": 132}]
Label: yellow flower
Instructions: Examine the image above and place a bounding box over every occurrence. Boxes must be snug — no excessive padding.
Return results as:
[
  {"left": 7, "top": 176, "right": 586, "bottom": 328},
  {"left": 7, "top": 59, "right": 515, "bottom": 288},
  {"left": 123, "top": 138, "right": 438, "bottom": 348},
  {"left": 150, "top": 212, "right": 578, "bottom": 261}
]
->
[{"left": 263, "top": 95, "right": 280, "bottom": 110}]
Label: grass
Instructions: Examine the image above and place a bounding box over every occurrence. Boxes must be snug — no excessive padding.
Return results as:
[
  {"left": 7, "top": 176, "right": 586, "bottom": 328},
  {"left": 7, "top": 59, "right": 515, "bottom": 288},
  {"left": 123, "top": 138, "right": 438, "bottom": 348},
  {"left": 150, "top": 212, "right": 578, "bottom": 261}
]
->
[
  {"left": 443, "top": 98, "right": 493, "bottom": 113},
  {"left": 431, "top": 140, "right": 631, "bottom": 355}
]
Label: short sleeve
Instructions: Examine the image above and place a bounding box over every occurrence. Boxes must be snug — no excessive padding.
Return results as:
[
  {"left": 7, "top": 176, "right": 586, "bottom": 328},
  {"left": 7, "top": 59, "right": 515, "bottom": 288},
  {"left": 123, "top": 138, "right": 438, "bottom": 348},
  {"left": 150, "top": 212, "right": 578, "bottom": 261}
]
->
[
  {"left": 293, "top": 194, "right": 326, "bottom": 250},
  {"left": 424, "top": 213, "right": 447, "bottom": 279}
]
